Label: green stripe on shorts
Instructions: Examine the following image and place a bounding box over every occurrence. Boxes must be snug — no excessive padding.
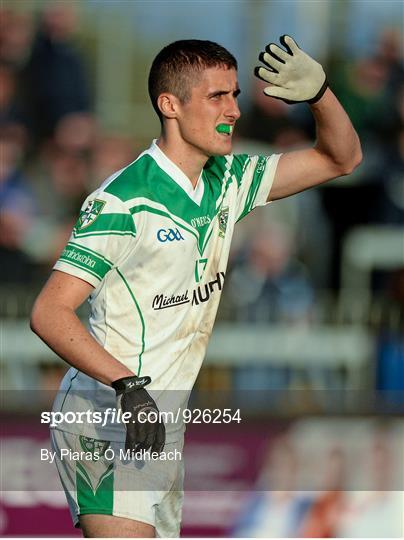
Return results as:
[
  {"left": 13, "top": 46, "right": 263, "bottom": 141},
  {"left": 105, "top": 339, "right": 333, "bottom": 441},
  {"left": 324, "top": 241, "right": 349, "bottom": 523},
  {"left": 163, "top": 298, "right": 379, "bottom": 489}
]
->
[{"left": 76, "top": 436, "right": 114, "bottom": 516}]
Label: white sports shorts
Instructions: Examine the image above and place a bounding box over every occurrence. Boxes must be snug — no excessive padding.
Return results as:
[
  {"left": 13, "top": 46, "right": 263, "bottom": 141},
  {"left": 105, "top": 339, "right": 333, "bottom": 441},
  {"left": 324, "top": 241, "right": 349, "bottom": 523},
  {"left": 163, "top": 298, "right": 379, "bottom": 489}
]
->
[{"left": 50, "top": 429, "right": 184, "bottom": 537}]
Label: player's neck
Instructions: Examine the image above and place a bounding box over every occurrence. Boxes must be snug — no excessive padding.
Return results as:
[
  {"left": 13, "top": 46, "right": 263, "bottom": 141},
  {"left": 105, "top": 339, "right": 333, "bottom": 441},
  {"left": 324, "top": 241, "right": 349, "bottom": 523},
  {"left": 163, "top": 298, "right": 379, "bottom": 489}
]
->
[{"left": 156, "top": 134, "right": 207, "bottom": 189}]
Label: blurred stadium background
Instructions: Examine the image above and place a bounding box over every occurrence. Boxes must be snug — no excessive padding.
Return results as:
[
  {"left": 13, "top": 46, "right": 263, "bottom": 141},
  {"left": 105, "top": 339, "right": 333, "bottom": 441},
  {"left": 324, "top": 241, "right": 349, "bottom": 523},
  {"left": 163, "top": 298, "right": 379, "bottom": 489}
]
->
[{"left": 0, "top": 0, "right": 403, "bottom": 537}]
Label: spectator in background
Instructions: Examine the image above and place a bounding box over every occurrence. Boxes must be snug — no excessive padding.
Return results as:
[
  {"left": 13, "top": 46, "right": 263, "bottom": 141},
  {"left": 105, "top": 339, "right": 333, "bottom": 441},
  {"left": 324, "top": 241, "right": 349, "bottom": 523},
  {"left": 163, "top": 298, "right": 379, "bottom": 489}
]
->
[
  {"left": 239, "top": 78, "right": 308, "bottom": 149},
  {"left": 0, "top": 11, "right": 36, "bottom": 282},
  {"left": 222, "top": 221, "right": 315, "bottom": 397},
  {"left": 374, "top": 29, "right": 404, "bottom": 226},
  {"left": 21, "top": 2, "right": 92, "bottom": 145},
  {"left": 23, "top": 125, "right": 140, "bottom": 269},
  {"left": 376, "top": 268, "right": 404, "bottom": 403},
  {"left": 0, "top": 8, "right": 34, "bottom": 67},
  {"left": 0, "top": 124, "right": 38, "bottom": 283},
  {"left": 91, "top": 134, "right": 139, "bottom": 189},
  {"left": 374, "top": 29, "right": 403, "bottom": 123},
  {"left": 0, "top": 62, "right": 29, "bottom": 129},
  {"left": 53, "top": 111, "right": 96, "bottom": 155},
  {"left": 25, "top": 133, "right": 92, "bottom": 266},
  {"left": 222, "top": 220, "right": 314, "bottom": 323},
  {"left": 36, "top": 142, "right": 90, "bottom": 225},
  {"left": 319, "top": 27, "right": 403, "bottom": 288},
  {"left": 333, "top": 52, "right": 391, "bottom": 144}
]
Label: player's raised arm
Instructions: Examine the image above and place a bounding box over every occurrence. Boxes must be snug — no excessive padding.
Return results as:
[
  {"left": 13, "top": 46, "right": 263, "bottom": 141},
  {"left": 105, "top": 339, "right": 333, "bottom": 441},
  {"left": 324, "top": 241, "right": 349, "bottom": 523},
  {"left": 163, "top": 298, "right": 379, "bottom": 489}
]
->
[{"left": 255, "top": 35, "right": 362, "bottom": 201}]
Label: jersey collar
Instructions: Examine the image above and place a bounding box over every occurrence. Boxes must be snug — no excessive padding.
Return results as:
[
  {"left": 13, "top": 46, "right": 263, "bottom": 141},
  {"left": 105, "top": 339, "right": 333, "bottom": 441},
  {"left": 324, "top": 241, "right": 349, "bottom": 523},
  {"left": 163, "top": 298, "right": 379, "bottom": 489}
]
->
[{"left": 147, "top": 140, "right": 204, "bottom": 206}]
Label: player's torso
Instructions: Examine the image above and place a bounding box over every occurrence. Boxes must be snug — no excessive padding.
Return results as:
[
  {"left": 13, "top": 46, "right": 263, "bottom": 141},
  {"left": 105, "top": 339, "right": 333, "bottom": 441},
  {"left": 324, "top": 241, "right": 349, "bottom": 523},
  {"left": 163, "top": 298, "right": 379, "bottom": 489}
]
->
[{"left": 89, "top": 151, "right": 238, "bottom": 389}]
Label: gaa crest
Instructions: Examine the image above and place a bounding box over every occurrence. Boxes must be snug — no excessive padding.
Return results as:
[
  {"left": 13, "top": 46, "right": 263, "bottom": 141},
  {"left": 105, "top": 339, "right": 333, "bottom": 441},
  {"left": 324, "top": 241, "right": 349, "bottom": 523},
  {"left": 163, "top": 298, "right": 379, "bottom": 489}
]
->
[
  {"left": 79, "top": 436, "right": 110, "bottom": 457},
  {"left": 76, "top": 199, "right": 106, "bottom": 230},
  {"left": 218, "top": 206, "right": 229, "bottom": 238}
]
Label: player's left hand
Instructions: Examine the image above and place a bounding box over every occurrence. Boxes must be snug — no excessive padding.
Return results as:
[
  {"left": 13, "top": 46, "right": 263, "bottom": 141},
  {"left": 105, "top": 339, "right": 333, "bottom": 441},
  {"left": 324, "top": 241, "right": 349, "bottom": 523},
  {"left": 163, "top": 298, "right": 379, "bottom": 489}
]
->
[
  {"left": 112, "top": 375, "right": 165, "bottom": 453},
  {"left": 254, "top": 35, "right": 328, "bottom": 104}
]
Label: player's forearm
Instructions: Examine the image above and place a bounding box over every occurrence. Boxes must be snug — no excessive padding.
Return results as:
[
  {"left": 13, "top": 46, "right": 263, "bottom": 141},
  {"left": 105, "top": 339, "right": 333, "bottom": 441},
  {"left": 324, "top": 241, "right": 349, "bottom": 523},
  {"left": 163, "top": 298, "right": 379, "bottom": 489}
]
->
[
  {"left": 30, "top": 303, "right": 134, "bottom": 386},
  {"left": 311, "top": 88, "right": 362, "bottom": 175}
]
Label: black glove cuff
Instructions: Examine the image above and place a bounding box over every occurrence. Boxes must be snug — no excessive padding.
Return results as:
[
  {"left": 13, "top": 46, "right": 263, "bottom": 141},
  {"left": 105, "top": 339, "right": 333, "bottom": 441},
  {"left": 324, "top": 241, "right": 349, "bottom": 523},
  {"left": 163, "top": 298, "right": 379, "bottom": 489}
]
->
[
  {"left": 307, "top": 77, "right": 329, "bottom": 104},
  {"left": 112, "top": 375, "right": 152, "bottom": 395}
]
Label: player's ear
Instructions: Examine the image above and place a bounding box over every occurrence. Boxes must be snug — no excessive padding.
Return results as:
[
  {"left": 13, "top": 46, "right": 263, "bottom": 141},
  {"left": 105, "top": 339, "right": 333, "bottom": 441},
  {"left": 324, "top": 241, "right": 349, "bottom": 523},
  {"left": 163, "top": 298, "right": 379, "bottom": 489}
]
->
[{"left": 157, "top": 93, "right": 180, "bottom": 120}]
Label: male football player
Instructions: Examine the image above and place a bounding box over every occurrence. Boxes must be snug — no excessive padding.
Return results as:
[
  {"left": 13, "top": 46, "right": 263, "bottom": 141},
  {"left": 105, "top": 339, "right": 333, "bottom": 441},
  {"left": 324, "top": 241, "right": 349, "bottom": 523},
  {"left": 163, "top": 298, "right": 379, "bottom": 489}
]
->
[{"left": 31, "top": 37, "right": 361, "bottom": 537}]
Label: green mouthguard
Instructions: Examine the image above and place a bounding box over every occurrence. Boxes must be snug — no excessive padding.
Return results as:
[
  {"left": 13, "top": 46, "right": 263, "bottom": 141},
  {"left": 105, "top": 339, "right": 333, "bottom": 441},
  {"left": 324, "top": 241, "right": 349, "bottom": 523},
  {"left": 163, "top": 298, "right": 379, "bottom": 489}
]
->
[{"left": 216, "top": 123, "right": 232, "bottom": 135}]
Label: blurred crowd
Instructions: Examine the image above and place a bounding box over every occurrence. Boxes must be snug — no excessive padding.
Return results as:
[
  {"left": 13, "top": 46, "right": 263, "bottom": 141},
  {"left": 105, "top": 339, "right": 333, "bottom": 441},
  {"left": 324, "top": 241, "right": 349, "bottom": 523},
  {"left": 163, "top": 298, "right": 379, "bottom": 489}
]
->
[
  {"left": 1, "top": 3, "right": 402, "bottom": 395},
  {"left": 1, "top": 4, "right": 402, "bottom": 303},
  {"left": 0, "top": 4, "right": 137, "bottom": 285}
]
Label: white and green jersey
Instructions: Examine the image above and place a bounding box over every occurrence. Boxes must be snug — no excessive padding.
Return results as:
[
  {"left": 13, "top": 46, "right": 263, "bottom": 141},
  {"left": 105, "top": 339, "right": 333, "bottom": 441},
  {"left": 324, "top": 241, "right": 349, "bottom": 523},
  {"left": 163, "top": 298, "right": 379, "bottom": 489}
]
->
[{"left": 53, "top": 140, "right": 280, "bottom": 441}]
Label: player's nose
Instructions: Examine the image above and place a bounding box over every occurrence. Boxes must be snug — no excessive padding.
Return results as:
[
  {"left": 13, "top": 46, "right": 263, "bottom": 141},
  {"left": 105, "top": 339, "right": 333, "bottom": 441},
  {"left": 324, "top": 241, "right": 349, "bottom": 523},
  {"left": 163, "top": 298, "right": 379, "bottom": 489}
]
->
[
  {"left": 226, "top": 101, "right": 241, "bottom": 122},
  {"left": 225, "top": 96, "right": 241, "bottom": 121},
  {"left": 232, "top": 102, "right": 241, "bottom": 121}
]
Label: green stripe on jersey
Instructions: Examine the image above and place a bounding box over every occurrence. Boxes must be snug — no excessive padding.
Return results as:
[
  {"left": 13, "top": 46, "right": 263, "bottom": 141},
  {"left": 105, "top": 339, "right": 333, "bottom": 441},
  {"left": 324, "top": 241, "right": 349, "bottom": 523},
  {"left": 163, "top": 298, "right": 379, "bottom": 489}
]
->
[
  {"left": 130, "top": 203, "right": 219, "bottom": 256},
  {"left": 237, "top": 156, "right": 268, "bottom": 222},
  {"left": 130, "top": 204, "right": 198, "bottom": 241},
  {"left": 106, "top": 154, "right": 224, "bottom": 225},
  {"left": 73, "top": 213, "right": 136, "bottom": 238},
  {"left": 60, "top": 243, "right": 113, "bottom": 279},
  {"left": 226, "top": 154, "right": 250, "bottom": 188},
  {"left": 116, "top": 269, "right": 145, "bottom": 376}
]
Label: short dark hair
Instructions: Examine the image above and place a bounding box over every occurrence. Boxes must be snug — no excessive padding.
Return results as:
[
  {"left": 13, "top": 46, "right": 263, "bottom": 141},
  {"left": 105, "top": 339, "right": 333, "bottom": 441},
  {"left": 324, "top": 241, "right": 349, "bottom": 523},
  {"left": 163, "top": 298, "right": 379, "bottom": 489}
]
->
[{"left": 148, "top": 39, "right": 238, "bottom": 121}]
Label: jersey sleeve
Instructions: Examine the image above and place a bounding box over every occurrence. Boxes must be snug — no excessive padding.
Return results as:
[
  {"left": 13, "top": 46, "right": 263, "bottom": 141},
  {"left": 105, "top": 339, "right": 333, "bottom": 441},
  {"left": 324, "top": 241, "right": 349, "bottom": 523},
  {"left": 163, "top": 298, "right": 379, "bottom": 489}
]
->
[
  {"left": 231, "top": 153, "right": 282, "bottom": 222},
  {"left": 53, "top": 192, "right": 136, "bottom": 287}
]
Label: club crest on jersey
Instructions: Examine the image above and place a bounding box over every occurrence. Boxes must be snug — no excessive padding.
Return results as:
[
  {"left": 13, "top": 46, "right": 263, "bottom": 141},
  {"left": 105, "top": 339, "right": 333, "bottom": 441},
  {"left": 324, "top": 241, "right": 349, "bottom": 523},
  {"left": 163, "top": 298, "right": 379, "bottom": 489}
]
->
[
  {"left": 76, "top": 199, "right": 106, "bottom": 230},
  {"left": 218, "top": 206, "right": 229, "bottom": 238},
  {"left": 79, "top": 436, "right": 110, "bottom": 457}
]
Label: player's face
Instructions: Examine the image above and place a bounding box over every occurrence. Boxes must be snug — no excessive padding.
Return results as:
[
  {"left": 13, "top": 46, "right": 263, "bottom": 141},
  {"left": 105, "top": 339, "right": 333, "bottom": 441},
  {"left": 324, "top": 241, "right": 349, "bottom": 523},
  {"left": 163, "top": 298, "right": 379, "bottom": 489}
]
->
[{"left": 176, "top": 66, "right": 241, "bottom": 157}]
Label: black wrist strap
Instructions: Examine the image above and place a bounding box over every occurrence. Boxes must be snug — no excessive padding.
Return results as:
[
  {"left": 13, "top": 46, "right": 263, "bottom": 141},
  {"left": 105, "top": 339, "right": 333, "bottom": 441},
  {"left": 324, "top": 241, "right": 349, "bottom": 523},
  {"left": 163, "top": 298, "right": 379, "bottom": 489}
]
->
[{"left": 112, "top": 375, "right": 152, "bottom": 395}]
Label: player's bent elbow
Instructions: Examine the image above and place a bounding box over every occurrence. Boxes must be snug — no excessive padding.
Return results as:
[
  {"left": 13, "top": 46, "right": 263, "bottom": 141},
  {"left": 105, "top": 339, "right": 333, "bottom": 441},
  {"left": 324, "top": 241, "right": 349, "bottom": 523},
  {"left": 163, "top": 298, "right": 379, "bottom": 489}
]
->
[
  {"left": 349, "top": 136, "right": 363, "bottom": 172},
  {"left": 354, "top": 145, "right": 363, "bottom": 169},
  {"left": 340, "top": 156, "right": 362, "bottom": 176},
  {"left": 30, "top": 300, "right": 42, "bottom": 336},
  {"left": 336, "top": 143, "right": 363, "bottom": 177},
  {"left": 346, "top": 146, "right": 363, "bottom": 175},
  {"left": 30, "top": 296, "right": 49, "bottom": 338},
  {"left": 342, "top": 152, "right": 362, "bottom": 176}
]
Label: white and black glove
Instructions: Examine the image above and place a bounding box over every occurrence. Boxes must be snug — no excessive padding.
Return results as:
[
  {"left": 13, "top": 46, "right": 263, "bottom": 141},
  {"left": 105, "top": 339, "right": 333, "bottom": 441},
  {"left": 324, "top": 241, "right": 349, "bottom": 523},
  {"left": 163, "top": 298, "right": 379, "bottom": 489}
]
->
[
  {"left": 255, "top": 35, "right": 328, "bottom": 104},
  {"left": 112, "top": 375, "right": 165, "bottom": 453}
]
